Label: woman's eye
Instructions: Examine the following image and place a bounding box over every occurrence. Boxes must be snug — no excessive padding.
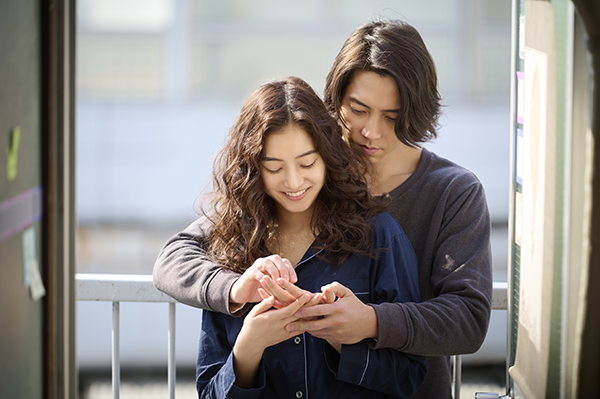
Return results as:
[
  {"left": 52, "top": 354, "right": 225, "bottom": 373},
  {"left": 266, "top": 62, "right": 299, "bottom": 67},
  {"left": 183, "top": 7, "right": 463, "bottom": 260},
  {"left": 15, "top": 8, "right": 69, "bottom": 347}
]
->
[
  {"left": 300, "top": 160, "right": 317, "bottom": 169},
  {"left": 386, "top": 116, "right": 397, "bottom": 122},
  {"left": 350, "top": 107, "right": 364, "bottom": 115},
  {"left": 264, "top": 167, "right": 281, "bottom": 174}
]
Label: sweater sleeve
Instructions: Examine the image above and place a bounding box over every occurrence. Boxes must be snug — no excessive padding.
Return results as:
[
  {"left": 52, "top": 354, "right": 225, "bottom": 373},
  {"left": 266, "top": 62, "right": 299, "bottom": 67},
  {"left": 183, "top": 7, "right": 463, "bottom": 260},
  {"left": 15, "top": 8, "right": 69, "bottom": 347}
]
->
[
  {"left": 371, "top": 180, "right": 493, "bottom": 356},
  {"left": 152, "top": 216, "right": 246, "bottom": 315}
]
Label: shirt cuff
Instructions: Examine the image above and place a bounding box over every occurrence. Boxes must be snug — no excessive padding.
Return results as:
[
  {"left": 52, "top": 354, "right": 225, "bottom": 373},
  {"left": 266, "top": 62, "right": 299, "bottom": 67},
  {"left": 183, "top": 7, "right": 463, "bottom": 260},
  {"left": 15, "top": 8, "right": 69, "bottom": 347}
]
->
[
  {"left": 336, "top": 342, "right": 370, "bottom": 385},
  {"left": 220, "top": 354, "right": 266, "bottom": 399}
]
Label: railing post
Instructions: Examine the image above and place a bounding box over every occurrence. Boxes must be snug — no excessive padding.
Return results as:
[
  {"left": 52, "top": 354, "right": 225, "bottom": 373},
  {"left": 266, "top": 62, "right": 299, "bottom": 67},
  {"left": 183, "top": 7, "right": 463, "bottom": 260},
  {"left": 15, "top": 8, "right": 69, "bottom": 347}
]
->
[
  {"left": 112, "top": 301, "right": 120, "bottom": 399},
  {"left": 168, "top": 302, "right": 176, "bottom": 399},
  {"left": 453, "top": 354, "right": 462, "bottom": 399}
]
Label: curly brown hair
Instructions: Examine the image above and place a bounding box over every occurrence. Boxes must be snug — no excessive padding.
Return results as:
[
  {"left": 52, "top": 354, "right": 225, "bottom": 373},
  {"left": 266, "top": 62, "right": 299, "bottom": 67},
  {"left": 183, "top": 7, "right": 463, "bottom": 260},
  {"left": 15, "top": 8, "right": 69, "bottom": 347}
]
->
[
  {"left": 204, "top": 77, "right": 387, "bottom": 273},
  {"left": 324, "top": 19, "right": 442, "bottom": 147}
]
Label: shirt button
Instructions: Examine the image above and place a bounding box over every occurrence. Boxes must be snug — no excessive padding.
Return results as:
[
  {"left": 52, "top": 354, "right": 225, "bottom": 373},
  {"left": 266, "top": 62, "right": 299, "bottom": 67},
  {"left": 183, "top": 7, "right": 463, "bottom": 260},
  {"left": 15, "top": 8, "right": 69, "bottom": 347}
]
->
[
  {"left": 295, "top": 391, "right": 303, "bottom": 398},
  {"left": 294, "top": 336, "right": 301, "bottom": 345}
]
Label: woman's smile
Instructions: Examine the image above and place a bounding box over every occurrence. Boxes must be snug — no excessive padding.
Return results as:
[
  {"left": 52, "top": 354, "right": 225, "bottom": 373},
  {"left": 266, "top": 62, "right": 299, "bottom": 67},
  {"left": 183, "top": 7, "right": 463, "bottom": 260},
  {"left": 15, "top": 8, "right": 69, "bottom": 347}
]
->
[{"left": 283, "top": 187, "right": 309, "bottom": 199}]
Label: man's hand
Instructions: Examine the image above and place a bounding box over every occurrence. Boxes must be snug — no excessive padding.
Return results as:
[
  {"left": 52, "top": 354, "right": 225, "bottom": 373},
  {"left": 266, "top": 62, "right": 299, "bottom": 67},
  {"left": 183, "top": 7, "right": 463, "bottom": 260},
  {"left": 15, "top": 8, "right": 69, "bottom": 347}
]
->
[
  {"left": 230, "top": 255, "right": 297, "bottom": 305},
  {"left": 286, "top": 281, "right": 378, "bottom": 345}
]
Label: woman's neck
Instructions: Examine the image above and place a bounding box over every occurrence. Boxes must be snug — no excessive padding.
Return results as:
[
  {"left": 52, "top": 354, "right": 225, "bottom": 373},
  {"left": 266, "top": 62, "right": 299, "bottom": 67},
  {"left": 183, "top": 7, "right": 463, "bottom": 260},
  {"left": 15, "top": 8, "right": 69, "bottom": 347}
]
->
[
  {"left": 276, "top": 207, "right": 314, "bottom": 237},
  {"left": 270, "top": 207, "right": 316, "bottom": 266}
]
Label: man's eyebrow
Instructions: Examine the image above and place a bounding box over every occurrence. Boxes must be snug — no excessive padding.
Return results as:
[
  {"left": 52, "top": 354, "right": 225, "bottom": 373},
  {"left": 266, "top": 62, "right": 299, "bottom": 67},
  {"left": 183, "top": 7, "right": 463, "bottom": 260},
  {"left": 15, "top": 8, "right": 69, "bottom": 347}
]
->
[
  {"left": 349, "top": 96, "right": 399, "bottom": 113},
  {"left": 263, "top": 149, "right": 317, "bottom": 162}
]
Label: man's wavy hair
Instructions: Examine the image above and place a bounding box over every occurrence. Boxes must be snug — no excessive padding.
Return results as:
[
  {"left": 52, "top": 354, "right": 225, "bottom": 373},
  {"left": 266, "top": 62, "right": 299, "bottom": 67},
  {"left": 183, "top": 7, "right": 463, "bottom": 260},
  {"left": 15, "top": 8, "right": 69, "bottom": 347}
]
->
[
  {"left": 204, "top": 76, "right": 387, "bottom": 273},
  {"left": 324, "top": 19, "right": 442, "bottom": 147}
]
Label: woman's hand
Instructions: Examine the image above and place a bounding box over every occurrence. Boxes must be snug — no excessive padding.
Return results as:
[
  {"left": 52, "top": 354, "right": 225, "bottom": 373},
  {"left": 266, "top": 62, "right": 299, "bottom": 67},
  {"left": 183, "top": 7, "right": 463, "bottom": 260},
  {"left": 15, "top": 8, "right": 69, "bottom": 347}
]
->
[
  {"left": 232, "top": 293, "right": 311, "bottom": 388},
  {"left": 229, "top": 255, "right": 297, "bottom": 306},
  {"left": 258, "top": 278, "right": 345, "bottom": 352}
]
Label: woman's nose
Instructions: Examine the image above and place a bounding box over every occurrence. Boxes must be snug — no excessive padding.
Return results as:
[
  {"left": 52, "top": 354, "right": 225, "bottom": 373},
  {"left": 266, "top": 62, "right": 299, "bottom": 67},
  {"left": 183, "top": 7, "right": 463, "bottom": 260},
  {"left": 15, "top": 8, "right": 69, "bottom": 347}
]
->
[{"left": 285, "top": 168, "right": 303, "bottom": 189}]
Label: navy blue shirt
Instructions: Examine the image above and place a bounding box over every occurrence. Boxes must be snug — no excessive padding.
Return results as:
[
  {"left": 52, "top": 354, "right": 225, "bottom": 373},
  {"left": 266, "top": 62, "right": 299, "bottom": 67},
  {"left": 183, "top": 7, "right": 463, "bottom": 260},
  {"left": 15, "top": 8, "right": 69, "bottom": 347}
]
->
[{"left": 196, "top": 212, "right": 426, "bottom": 398}]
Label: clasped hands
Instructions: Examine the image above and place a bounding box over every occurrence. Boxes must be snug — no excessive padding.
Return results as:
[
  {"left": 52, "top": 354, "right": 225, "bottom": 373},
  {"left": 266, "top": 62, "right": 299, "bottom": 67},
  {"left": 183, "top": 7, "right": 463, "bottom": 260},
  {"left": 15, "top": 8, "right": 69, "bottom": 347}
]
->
[{"left": 230, "top": 255, "right": 378, "bottom": 346}]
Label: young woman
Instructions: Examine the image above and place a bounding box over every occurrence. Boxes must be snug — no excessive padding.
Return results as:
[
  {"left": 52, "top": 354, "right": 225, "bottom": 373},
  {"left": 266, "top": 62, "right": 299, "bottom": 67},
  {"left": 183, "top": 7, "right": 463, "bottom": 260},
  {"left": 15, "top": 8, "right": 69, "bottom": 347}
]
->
[
  {"left": 154, "top": 19, "right": 492, "bottom": 399},
  {"left": 193, "top": 77, "right": 425, "bottom": 398}
]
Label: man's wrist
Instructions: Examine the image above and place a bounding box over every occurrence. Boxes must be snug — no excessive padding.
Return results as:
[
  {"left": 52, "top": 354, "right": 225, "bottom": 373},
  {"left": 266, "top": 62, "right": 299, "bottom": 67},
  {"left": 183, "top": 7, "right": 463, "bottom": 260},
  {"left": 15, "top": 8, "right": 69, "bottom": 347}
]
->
[
  {"left": 365, "top": 304, "right": 379, "bottom": 340},
  {"left": 228, "top": 276, "right": 247, "bottom": 313}
]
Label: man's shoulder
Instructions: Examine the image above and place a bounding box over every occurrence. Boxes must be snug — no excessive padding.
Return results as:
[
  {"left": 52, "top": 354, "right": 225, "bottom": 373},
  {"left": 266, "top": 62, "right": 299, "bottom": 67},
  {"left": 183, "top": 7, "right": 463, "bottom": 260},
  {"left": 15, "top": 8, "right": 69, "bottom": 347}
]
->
[
  {"left": 425, "top": 149, "right": 481, "bottom": 184},
  {"left": 415, "top": 149, "right": 485, "bottom": 199}
]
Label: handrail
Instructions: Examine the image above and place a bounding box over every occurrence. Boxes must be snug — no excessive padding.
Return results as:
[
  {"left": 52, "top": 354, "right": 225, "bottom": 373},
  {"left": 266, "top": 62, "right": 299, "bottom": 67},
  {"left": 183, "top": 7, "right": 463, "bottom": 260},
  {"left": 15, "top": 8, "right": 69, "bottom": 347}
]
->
[
  {"left": 75, "top": 274, "right": 508, "bottom": 399},
  {"left": 76, "top": 273, "right": 176, "bottom": 302},
  {"left": 75, "top": 273, "right": 509, "bottom": 309},
  {"left": 76, "top": 273, "right": 177, "bottom": 399}
]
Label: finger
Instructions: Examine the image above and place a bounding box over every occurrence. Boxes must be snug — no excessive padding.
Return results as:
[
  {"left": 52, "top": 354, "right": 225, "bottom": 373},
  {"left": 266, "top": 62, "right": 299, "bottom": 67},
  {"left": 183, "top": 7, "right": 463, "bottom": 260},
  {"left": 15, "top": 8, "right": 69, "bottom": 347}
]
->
[
  {"left": 258, "top": 288, "right": 287, "bottom": 309},
  {"left": 268, "top": 255, "right": 297, "bottom": 283},
  {"left": 284, "top": 259, "right": 298, "bottom": 283},
  {"left": 257, "top": 288, "right": 270, "bottom": 300},
  {"left": 249, "top": 296, "right": 275, "bottom": 316},
  {"left": 286, "top": 316, "right": 325, "bottom": 333},
  {"left": 321, "top": 284, "right": 336, "bottom": 303},
  {"left": 305, "top": 293, "right": 324, "bottom": 307},
  {"left": 294, "top": 303, "right": 331, "bottom": 319},
  {"left": 284, "top": 293, "right": 313, "bottom": 316},
  {"left": 329, "top": 281, "right": 354, "bottom": 298},
  {"left": 272, "top": 293, "right": 313, "bottom": 322},
  {"left": 261, "top": 258, "right": 281, "bottom": 281},
  {"left": 261, "top": 276, "right": 297, "bottom": 304},
  {"left": 277, "top": 278, "right": 311, "bottom": 298}
]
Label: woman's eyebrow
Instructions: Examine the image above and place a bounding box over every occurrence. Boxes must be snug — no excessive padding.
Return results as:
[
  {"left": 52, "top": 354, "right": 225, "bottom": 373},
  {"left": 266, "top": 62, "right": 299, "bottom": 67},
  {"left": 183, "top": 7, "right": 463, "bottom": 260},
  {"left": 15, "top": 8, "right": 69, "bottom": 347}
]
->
[{"left": 263, "top": 149, "right": 317, "bottom": 162}]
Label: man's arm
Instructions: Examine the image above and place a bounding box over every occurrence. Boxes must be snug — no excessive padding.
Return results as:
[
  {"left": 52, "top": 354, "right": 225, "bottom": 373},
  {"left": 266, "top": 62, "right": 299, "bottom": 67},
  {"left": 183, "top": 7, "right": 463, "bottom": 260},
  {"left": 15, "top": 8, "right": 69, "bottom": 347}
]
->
[
  {"left": 153, "top": 216, "right": 299, "bottom": 314},
  {"left": 372, "top": 181, "right": 493, "bottom": 355},
  {"left": 288, "top": 182, "right": 493, "bottom": 356},
  {"left": 152, "top": 216, "right": 241, "bottom": 313}
]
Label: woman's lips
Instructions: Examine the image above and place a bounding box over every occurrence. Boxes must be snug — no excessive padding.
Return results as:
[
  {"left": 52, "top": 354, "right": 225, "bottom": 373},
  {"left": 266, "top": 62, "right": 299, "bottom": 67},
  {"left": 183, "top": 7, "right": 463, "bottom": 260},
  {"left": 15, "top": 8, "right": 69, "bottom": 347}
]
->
[
  {"left": 283, "top": 187, "right": 309, "bottom": 201},
  {"left": 360, "top": 145, "right": 380, "bottom": 155}
]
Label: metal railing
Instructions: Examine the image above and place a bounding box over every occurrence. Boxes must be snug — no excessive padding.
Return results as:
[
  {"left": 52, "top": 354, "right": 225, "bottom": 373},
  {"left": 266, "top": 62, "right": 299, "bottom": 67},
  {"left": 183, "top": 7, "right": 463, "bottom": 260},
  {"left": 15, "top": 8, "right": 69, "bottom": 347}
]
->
[
  {"left": 76, "top": 273, "right": 508, "bottom": 399},
  {"left": 76, "top": 274, "right": 178, "bottom": 399}
]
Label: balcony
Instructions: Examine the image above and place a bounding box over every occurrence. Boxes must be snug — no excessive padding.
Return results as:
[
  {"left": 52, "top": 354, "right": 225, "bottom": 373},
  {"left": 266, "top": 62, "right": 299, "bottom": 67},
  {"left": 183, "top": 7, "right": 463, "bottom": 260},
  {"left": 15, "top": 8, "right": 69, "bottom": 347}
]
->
[{"left": 76, "top": 273, "right": 508, "bottom": 399}]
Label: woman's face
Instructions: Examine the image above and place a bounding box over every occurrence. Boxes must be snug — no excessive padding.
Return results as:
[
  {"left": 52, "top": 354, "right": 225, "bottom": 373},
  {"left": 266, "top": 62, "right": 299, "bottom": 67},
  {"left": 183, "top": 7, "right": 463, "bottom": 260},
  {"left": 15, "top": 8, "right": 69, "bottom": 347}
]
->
[
  {"left": 261, "top": 125, "right": 326, "bottom": 220},
  {"left": 340, "top": 71, "right": 404, "bottom": 168}
]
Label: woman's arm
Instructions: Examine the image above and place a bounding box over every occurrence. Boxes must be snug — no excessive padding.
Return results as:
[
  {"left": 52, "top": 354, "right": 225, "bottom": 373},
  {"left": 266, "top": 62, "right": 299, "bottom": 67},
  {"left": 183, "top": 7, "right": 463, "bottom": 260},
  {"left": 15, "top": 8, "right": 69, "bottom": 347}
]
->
[{"left": 197, "top": 295, "right": 312, "bottom": 397}]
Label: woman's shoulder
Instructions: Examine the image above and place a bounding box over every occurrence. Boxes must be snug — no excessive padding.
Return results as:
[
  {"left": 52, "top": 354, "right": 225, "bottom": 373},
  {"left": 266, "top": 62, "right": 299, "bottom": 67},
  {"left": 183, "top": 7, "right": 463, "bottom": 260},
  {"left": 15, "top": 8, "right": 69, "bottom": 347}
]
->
[{"left": 369, "top": 212, "right": 407, "bottom": 239}]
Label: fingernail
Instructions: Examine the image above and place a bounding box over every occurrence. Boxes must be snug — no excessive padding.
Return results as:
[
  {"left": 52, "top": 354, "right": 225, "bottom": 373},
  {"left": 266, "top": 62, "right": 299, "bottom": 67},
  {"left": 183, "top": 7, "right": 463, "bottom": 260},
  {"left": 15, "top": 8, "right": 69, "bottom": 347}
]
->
[{"left": 286, "top": 324, "right": 295, "bottom": 331}]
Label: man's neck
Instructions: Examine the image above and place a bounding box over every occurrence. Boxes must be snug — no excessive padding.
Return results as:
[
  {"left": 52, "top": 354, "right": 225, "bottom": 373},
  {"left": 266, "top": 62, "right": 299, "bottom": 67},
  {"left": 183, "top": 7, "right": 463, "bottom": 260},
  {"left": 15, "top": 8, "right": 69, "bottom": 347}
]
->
[{"left": 368, "top": 145, "right": 422, "bottom": 195}]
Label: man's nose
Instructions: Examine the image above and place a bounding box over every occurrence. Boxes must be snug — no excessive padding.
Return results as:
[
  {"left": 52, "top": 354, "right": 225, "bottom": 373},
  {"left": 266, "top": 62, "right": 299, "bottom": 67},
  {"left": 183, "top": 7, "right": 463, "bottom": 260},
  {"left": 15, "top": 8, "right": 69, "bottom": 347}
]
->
[{"left": 361, "top": 116, "right": 383, "bottom": 139}]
